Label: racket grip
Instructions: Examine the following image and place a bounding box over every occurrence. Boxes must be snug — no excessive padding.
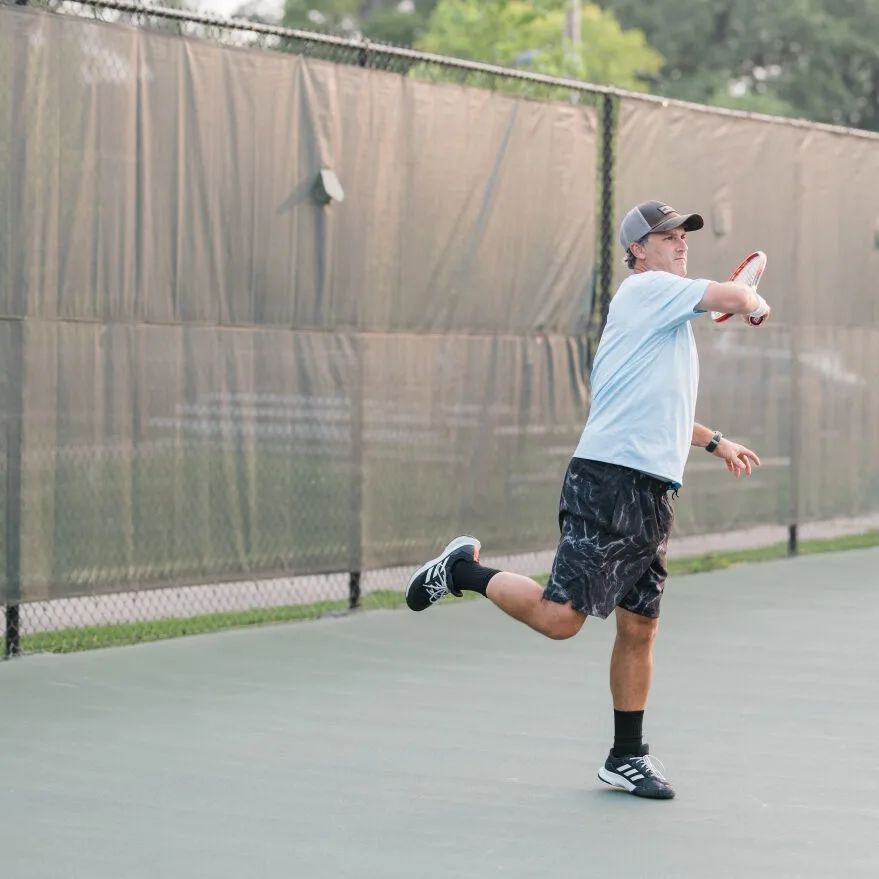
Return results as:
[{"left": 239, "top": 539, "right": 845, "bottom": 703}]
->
[{"left": 748, "top": 293, "right": 770, "bottom": 325}]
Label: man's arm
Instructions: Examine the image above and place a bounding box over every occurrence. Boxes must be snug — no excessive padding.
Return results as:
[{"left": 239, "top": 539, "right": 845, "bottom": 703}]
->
[
  {"left": 691, "top": 423, "right": 716, "bottom": 449},
  {"left": 692, "top": 422, "right": 761, "bottom": 478},
  {"left": 696, "top": 282, "right": 770, "bottom": 323}
]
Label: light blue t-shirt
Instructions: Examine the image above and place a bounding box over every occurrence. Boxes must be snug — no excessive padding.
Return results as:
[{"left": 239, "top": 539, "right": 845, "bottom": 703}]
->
[{"left": 573, "top": 271, "right": 710, "bottom": 486}]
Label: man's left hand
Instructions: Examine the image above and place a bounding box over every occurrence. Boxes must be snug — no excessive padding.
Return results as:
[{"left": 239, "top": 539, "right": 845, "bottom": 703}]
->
[{"left": 713, "top": 438, "right": 761, "bottom": 477}]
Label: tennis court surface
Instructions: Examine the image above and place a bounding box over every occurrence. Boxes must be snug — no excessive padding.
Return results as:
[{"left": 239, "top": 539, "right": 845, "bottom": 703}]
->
[{"left": 2, "top": 547, "right": 876, "bottom": 879}]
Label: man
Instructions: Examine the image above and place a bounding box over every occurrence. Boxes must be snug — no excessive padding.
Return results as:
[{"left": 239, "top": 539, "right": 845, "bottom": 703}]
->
[{"left": 405, "top": 200, "right": 771, "bottom": 800}]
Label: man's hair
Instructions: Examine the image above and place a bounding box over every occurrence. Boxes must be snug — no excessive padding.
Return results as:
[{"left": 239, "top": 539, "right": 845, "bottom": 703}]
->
[{"left": 623, "top": 233, "right": 650, "bottom": 270}]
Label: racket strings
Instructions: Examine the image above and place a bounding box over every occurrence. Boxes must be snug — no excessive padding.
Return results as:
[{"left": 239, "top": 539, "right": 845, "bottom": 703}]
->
[{"left": 740, "top": 267, "right": 762, "bottom": 286}]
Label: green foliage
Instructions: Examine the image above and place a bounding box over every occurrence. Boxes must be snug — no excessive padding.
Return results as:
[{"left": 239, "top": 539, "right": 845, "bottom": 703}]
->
[
  {"left": 362, "top": 7, "right": 425, "bottom": 44},
  {"left": 363, "top": 1, "right": 440, "bottom": 44},
  {"left": 594, "top": 0, "right": 879, "bottom": 130},
  {"left": 279, "top": 0, "right": 439, "bottom": 42},
  {"left": 242, "top": 1, "right": 879, "bottom": 129},
  {"left": 282, "top": 0, "right": 363, "bottom": 34},
  {"left": 705, "top": 88, "right": 800, "bottom": 119},
  {"left": 416, "top": 0, "right": 663, "bottom": 90},
  {"left": 273, "top": 1, "right": 661, "bottom": 93}
]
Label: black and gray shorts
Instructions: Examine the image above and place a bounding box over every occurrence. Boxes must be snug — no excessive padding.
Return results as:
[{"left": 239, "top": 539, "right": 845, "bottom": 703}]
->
[{"left": 543, "top": 457, "right": 676, "bottom": 620}]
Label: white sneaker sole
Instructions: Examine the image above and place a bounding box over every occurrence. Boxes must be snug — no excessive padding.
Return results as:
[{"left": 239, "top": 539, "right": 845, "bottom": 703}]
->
[
  {"left": 598, "top": 766, "right": 675, "bottom": 799},
  {"left": 405, "top": 535, "right": 481, "bottom": 599},
  {"left": 597, "top": 767, "right": 637, "bottom": 792}
]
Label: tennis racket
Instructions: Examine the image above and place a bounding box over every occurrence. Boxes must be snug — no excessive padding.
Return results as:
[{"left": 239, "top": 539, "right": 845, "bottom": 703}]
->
[{"left": 711, "top": 250, "right": 768, "bottom": 325}]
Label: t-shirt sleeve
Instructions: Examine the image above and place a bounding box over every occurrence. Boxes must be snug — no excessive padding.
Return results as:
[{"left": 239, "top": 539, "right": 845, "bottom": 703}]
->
[{"left": 647, "top": 274, "right": 710, "bottom": 331}]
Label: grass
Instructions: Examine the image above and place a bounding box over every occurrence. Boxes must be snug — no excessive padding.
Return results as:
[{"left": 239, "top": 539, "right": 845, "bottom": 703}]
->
[
  {"left": 6, "top": 530, "right": 879, "bottom": 656},
  {"left": 15, "top": 591, "right": 410, "bottom": 655},
  {"left": 667, "top": 529, "right": 879, "bottom": 576}
]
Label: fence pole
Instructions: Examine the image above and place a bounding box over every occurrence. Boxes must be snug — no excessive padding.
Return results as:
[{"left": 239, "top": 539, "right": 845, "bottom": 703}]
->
[
  {"left": 787, "top": 150, "right": 804, "bottom": 558},
  {"left": 348, "top": 335, "right": 364, "bottom": 611},
  {"left": 586, "top": 93, "right": 616, "bottom": 373},
  {"left": 344, "top": 46, "right": 371, "bottom": 609},
  {"left": 4, "top": 322, "right": 25, "bottom": 658},
  {"left": 598, "top": 94, "right": 615, "bottom": 332},
  {"left": 788, "top": 334, "right": 801, "bottom": 558},
  {"left": 5, "top": 605, "right": 20, "bottom": 658}
]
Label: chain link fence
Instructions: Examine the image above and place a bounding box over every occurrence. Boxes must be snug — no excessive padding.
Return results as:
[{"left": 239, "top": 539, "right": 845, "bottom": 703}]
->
[
  {"left": 0, "top": 0, "right": 618, "bottom": 656},
  {"left": 2, "top": 0, "right": 878, "bottom": 658},
  {"left": 16, "top": 0, "right": 614, "bottom": 102}
]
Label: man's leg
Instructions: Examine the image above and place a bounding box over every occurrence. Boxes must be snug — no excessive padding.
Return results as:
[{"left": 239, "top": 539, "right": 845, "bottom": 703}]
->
[
  {"left": 610, "top": 606, "right": 659, "bottom": 711},
  {"left": 404, "top": 536, "right": 586, "bottom": 640},
  {"left": 485, "top": 572, "right": 586, "bottom": 641},
  {"left": 597, "top": 607, "right": 674, "bottom": 798}
]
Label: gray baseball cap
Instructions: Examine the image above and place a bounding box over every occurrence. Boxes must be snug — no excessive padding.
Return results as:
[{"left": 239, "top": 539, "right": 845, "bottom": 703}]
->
[{"left": 619, "top": 200, "right": 704, "bottom": 251}]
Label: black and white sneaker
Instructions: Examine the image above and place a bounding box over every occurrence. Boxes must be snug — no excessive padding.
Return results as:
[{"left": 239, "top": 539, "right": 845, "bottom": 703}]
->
[
  {"left": 597, "top": 747, "right": 676, "bottom": 799},
  {"left": 405, "top": 536, "right": 481, "bottom": 612}
]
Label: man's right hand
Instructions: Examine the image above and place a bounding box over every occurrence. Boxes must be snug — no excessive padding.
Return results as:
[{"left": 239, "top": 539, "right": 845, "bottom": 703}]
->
[
  {"left": 741, "top": 286, "right": 771, "bottom": 325},
  {"left": 741, "top": 304, "right": 771, "bottom": 325}
]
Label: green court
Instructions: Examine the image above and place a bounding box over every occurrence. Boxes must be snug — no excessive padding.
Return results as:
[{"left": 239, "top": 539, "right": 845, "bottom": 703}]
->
[{"left": 2, "top": 548, "right": 876, "bottom": 878}]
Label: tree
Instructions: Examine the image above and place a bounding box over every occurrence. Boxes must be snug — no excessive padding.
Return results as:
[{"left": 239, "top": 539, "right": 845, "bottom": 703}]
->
[
  {"left": 416, "top": 0, "right": 663, "bottom": 91},
  {"left": 282, "top": 0, "right": 363, "bottom": 34},
  {"left": 593, "top": 0, "right": 879, "bottom": 130},
  {"left": 277, "top": 0, "right": 439, "bottom": 42},
  {"left": 362, "top": 1, "right": 440, "bottom": 45}
]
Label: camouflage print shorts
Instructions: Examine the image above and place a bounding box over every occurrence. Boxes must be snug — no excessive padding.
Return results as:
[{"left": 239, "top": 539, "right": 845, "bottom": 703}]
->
[{"left": 543, "top": 457, "right": 675, "bottom": 620}]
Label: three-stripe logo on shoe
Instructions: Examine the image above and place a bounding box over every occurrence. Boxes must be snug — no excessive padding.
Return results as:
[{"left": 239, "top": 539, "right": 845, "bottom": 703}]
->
[
  {"left": 616, "top": 764, "right": 646, "bottom": 782},
  {"left": 424, "top": 562, "right": 448, "bottom": 604}
]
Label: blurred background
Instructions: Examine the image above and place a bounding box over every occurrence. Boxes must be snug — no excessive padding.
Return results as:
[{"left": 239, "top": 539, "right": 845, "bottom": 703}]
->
[
  {"left": 213, "top": 0, "right": 879, "bottom": 131},
  {"left": 1, "top": 0, "right": 877, "bottom": 656}
]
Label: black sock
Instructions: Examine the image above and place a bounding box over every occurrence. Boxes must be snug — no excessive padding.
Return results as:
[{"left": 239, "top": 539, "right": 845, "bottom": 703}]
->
[
  {"left": 450, "top": 559, "right": 500, "bottom": 596},
  {"left": 612, "top": 710, "right": 645, "bottom": 757}
]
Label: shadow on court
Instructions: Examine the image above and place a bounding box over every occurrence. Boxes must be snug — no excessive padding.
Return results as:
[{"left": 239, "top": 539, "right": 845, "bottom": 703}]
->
[{"left": 2, "top": 548, "right": 877, "bottom": 879}]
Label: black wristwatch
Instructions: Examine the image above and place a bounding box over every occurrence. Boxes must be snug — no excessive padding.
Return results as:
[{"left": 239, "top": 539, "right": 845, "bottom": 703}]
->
[{"left": 705, "top": 430, "right": 723, "bottom": 453}]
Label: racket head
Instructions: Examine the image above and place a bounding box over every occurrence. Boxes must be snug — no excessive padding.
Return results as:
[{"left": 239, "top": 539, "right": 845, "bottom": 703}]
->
[{"left": 711, "top": 250, "right": 768, "bottom": 322}]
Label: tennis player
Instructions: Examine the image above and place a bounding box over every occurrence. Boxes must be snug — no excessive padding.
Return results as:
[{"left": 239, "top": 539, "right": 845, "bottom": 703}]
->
[{"left": 405, "top": 200, "right": 771, "bottom": 799}]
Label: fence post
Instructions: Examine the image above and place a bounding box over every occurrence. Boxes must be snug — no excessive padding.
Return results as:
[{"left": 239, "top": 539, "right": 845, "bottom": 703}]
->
[
  {"left": 787, "top": 148, "right": 804, "bottom": 559},
  {"left": 787, "top": 333, "right": 801, "bottom": 557},
  {"left": 598, "top": 93, "right": 615, "bottom": 332},
  {"left": 348, "top": 35, "right": 368, "bottom": 606},
  {"left": 586, "top": 94, "right": 616, "bottom": 373},
  {"left": 348, "top": 335, "right": 364, "bottom": 611},
  {"left": 4, "top": 321, "right": 25, "bottom": 658},
  {"left": 348, "top": 570, "right": 361, "bottom": 610},
  {"left": 5, "top": 605, "right": 20, "bottom": 658}
]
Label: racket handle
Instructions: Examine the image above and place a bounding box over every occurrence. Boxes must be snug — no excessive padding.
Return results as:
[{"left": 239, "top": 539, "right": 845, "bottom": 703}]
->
[{"left": 747, "top": 292, "right": 770, "bottom": 325}]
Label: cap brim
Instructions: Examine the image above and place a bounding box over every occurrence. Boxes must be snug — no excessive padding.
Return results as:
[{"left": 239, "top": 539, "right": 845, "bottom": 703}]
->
[{"left": 651, "top": 212, "right": 704, "bottom": 234}]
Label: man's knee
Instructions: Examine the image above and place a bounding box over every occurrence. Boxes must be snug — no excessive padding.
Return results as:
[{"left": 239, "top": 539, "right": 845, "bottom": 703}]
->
[
  {"left": 543, "top": 602, "right": 587, "bottom": 640},
  {"left": 616, "top": 609, "right": 659, "bottom": 646}
]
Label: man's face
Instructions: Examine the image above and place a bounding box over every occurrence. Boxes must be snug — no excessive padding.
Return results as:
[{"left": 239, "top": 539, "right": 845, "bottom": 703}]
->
[{"left": 633, "top": 226, "right": 689, "bottom": 277}]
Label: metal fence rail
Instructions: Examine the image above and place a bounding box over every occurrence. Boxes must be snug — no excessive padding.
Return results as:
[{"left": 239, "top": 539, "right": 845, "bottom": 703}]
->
[{"left": 13, "top": 0, "right": 879, "bottom": 141}]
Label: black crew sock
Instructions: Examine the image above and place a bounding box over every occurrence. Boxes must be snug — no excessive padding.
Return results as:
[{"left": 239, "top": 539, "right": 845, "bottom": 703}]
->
[
  {"left": 612, "top": 709, "right": 645, "bottom": 757},
  {"left": 450, "top": 559, "right": 501, "bottom": 596}
]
